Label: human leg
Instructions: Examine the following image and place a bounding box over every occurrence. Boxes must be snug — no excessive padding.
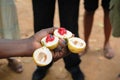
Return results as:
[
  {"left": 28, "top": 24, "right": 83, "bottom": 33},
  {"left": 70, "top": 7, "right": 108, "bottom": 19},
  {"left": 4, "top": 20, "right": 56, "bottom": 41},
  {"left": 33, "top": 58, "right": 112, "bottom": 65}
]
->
[
  {"left": 32, "top": 0, "right": 56, "bottom": 32},
  {"left": 64, "top": 54, "right": 84, "bottom": 80},
  {"left": 83, "top": 0, "right": 98, "bottom": 53},
  {"left": 32, "top": 0, "right": 55, "bottom": 80},
  {"left": 58, "top": 0, "right": 79, "bottom": 34},
  {"left": 32, "top": 62, "right": 53, "bottom": 80},
  {"left": 102, "top": 0, "right": 114, "bottom": 59},
  {"left": 83, "top": 11, "right": 95, "bottom": 52},
  {"left": 58, "top": 0, "right": 84, "bottom": 80}
]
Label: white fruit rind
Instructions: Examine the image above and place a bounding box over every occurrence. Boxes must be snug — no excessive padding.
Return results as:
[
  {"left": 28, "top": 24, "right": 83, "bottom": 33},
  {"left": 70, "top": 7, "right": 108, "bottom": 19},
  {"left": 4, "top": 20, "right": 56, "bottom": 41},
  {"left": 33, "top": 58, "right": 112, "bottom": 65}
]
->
[
  {"left": 41, "top": 36, "right": 59, "bottom": 47},
  {"left": 54, "top": 29, "right": 73, "bottom": 39},
  {"left": 68, "top": 37, "right": 86, "bottom": 49},
  {"left": 33, "top": 46, "right": 52, "bottom": 66}
]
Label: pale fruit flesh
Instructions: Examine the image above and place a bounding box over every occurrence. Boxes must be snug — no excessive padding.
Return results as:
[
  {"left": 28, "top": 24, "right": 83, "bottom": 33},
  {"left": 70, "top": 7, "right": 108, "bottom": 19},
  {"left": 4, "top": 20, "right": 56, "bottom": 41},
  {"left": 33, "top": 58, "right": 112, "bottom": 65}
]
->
[
  {"left": 68, "top": 37, "right": 86, "bottom": 53},
  {"left": 33, "top": 46, "right": 53, "bottom": 66}
]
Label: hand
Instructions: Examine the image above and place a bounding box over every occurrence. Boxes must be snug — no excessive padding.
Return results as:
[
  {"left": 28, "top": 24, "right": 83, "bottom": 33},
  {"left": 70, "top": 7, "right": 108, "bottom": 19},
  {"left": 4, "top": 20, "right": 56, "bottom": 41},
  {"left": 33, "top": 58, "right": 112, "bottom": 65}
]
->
[
  {"left": 32, "top": 27, "right": 70, "bottom": 61},
  {"left": 32, "top": 27, "right": 57, "bottom": 49},
  {"left": 51, "top": 39, "right": 70, "bottom": 62}
]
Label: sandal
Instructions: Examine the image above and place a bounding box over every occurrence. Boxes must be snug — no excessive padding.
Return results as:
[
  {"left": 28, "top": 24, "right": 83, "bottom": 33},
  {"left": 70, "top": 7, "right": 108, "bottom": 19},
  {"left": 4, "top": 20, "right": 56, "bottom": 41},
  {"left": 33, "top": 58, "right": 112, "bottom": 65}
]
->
[{"left": 7, "top": 58, "right": 23, "bottom": 73}]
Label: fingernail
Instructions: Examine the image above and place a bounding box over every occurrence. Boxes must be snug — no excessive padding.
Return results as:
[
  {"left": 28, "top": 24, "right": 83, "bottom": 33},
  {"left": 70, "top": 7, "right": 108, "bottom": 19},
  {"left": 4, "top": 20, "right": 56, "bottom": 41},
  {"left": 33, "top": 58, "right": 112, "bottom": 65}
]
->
[{"left": 62, "top": 40, "right": 67, "bottom": 44}]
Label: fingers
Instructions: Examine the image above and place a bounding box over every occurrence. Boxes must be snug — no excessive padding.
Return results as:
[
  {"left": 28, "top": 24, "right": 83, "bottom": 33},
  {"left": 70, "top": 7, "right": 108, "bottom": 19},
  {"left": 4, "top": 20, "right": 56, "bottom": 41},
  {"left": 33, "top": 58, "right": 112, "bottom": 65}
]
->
[
  {"left": 58, "top": 39, "right": 67, "bottom": 47},
  {"left": 51, "top": 41, "right": 70, "bottom": 62},
  {"left": 34, "top": 27, "right": 57, "bottom": 41},
  {"left": 45, "top": 27, "right": 58, "bottom": 34},
  {"left": 52, "top": 46, "right": 65, "bottom": 62}
]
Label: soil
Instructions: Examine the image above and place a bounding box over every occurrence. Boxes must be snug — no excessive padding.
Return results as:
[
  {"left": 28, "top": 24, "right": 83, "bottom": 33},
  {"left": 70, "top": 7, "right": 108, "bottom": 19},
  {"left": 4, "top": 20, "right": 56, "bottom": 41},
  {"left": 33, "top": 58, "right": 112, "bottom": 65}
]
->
[{"left": 0, "top": 0, "right": 120, "bottom": 80}]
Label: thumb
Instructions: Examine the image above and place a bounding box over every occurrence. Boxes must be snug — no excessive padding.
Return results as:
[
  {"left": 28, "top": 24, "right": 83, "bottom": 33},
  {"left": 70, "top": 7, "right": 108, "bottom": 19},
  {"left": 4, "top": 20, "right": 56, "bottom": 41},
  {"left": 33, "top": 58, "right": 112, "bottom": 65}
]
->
[{"left": 45, "top": 27, "right": 58, "bottom": 34}]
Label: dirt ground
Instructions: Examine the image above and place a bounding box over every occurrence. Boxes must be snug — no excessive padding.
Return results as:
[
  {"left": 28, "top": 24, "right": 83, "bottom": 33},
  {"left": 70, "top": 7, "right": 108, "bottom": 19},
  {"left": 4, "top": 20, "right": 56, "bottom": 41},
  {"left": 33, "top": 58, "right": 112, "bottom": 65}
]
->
[{"left": 0, "top": 0, "right": 120, "bottom": 80}]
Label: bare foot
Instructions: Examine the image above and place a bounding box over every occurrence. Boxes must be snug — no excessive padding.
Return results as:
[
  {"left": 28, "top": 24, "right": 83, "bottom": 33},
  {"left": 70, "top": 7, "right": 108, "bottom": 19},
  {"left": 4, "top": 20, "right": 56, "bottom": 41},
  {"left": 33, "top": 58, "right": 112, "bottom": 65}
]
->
[
  {"left": 7, "top": 58, "right": 23, "bottom": 73},
  {"left": 117, "top": 74, "right": 120, "bottom": 80},
  {"left": 103, "top": 43, "right": 114, "bottom": 59}
]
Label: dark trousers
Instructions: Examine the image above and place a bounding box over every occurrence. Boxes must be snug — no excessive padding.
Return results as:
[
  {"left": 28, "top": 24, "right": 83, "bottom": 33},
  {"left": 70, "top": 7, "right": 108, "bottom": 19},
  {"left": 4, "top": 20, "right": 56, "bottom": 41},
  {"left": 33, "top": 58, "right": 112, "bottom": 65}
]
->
[{"left": 32, "top": 0, "right": 81, "bottom": 72}]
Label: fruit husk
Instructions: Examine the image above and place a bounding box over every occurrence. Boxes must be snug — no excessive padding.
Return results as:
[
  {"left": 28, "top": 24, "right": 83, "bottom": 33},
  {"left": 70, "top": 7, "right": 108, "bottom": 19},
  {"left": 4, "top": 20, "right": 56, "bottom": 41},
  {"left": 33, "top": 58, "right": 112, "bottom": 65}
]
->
[{"left": 68, "top": 37, "right": 86, "bottom": 53}]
